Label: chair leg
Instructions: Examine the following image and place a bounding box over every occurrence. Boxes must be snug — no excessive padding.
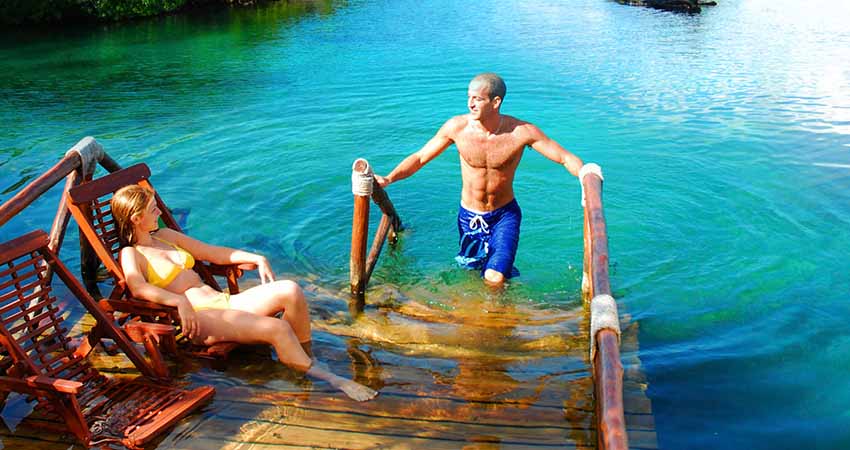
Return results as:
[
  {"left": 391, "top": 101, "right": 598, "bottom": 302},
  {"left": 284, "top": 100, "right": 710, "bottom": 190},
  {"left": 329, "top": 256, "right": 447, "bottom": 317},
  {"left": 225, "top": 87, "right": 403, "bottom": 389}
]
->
[{"left": 51, "top": 393, "right": 90, "bottom": 444}]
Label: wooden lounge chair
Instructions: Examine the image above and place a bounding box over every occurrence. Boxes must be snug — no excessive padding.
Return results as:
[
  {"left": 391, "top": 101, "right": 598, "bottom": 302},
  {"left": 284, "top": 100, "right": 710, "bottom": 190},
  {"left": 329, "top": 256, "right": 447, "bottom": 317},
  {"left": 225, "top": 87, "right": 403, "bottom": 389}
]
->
[
  {"left": 0, "top": 230, "right": 214, "bottom": 449},
  {"left": 66, "top": 163, "right": 250, "bottom": 360}
]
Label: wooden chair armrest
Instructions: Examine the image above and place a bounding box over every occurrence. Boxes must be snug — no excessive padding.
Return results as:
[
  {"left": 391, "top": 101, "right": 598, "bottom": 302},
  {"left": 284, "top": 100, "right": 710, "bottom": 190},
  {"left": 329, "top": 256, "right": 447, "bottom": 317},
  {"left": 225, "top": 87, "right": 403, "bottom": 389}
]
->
[
  {"left": 0, "top": 375, "right": 82, "bottom": 395},
  {"left": 100, "top": 298, "right": 176, "bottom": 315},
  {"left": 124, "top": 321, "right": 176, "bottom": 343}
]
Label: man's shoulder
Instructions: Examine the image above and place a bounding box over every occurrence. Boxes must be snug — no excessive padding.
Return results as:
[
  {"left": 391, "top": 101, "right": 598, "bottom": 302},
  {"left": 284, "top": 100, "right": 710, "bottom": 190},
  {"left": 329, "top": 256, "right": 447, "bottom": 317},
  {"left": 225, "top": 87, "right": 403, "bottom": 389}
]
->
[
  {"left": 438, "top": 114, "right": 469, "bottom": 137},
  {"left": 503, "top": 114, "right": 533, "bottom": 129},
  {"left": 446, "top": 114, "right": 469, "bottom": 128},
  {"left": 504, "top": 116, "right": 543, "bottom": 140}
]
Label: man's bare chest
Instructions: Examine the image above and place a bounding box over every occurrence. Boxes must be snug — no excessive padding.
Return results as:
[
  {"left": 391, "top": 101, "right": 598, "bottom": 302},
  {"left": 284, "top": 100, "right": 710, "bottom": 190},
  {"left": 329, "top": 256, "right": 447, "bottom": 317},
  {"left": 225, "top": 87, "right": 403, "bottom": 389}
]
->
[{"left": 456, "top": 135, "right": 525, "bottom": 169}]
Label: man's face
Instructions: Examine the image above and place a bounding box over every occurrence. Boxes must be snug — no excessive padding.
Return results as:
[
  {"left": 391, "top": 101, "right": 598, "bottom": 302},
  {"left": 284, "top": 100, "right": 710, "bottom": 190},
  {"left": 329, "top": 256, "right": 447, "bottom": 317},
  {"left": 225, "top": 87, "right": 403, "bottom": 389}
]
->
[{"left": 467, "top": 81, "right": 500, "bottom": 119}]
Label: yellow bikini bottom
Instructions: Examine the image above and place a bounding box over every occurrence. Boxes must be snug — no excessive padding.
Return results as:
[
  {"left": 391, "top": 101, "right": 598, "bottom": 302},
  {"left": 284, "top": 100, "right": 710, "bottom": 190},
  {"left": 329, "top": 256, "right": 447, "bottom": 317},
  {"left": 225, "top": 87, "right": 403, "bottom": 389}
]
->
[{"left": 193, "top": 292, "right": 230, "bottom": 311}]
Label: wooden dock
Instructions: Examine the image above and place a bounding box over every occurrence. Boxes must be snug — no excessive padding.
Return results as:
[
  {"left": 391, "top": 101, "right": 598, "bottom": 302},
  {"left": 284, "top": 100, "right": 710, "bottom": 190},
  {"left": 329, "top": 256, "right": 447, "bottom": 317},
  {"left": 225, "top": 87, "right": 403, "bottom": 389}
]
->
[{"left": 0, "top": 285, "right": 656, "bottom": 449}]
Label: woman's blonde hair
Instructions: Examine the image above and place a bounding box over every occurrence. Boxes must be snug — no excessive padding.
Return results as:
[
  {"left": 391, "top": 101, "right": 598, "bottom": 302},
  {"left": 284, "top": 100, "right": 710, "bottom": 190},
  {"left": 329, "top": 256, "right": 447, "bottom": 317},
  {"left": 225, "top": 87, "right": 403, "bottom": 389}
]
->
[{"left": 111, "top": 185, "right": 155, "bottom": 246}]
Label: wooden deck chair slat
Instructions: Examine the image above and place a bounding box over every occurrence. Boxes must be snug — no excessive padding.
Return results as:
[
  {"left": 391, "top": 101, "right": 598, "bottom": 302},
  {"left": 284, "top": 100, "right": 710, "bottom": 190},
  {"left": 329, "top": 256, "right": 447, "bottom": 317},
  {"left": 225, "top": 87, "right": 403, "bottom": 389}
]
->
[
  {"left": 91, "top": 206, "right": 112, "bottom": 222},
  {"left": 4, "top": 294, "right": 58, "bottom": 322},
  {"left": 82, "top": 382, "right": 130, "bottom": 417},
  {"left": 41, "top": 353, "right": 86, "bottom": 379},
  {"left": 0, "top": 266, "right": 43, "bottom": 295},
  {"left": 76, "top": 377, "right": 114, "bottom": 406},
  {"left": 0, "top": 255, "right": 41, "bottom": 279},
  {"left": 12, "top": 318, "right": 64, "bottom": 348},
  {"left": 29, "top": 344, "right": 76, "bottom": 372},
  {"left": 0, "top": 264, "right": 46, "bottom": 299},
  {"left": 1, "top": 293, "right": 53, "bottom": 321},
  {"left": 61, "top": 364, "right": 98, "bottom": 384},
  {"left": 2, "top": 286, "right": 56, "bottom": 316},
  {"left": 7, "top": 307, "right": 61, "bottom": 335},
  {"left": 18, "top": 333, "right": 71, "bottom": 358}
]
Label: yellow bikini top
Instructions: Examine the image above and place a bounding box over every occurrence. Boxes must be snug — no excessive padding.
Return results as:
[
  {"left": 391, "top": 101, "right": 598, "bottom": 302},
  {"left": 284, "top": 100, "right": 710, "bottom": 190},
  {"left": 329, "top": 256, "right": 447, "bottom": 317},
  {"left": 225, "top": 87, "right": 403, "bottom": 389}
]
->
[{"left": 141, "top": 236, "right": 195, "bottom": 289}]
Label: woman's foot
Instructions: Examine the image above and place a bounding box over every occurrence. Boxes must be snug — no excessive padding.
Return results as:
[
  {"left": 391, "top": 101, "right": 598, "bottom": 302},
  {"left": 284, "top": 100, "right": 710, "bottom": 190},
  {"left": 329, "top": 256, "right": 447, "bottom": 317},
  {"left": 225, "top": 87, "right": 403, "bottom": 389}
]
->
[
  {"left": 334, "top": 378, "right": 378, "bottom": 402},
  {"left": 306, "top": 361, "right": 378, "bottom": 402}
]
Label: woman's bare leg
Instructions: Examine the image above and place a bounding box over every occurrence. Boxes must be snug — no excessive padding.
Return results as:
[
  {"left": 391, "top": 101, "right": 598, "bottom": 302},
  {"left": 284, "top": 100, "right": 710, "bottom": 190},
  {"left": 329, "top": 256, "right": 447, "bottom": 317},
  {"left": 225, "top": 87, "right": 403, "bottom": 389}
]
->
[
  {"left": 229, "top": 280, "right": 311, "bottom": 343},
  {"left": 197, "top": 309, "right": 311, "bottom": 370},
  {"left": 195, "top": 309, "right": 376, "bottom": 401}
]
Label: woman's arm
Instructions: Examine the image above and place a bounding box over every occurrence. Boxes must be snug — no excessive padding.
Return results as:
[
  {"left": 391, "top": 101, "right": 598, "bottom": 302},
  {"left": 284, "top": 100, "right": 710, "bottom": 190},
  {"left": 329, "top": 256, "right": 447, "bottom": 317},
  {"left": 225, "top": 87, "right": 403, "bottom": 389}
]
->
[
  {"left": 157, "top": 228, "right": 275, "bottom": 283},
  {"left": 120, "top": 246, "right": 201, "bottom": 338}
]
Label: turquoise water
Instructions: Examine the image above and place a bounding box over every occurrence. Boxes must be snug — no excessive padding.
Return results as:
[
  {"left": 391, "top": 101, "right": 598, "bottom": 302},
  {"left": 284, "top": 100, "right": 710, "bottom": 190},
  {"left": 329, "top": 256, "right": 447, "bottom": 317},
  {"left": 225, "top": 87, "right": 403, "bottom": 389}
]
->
[{"left": 2, "top": 0, "right": 850, "bottom": 448}]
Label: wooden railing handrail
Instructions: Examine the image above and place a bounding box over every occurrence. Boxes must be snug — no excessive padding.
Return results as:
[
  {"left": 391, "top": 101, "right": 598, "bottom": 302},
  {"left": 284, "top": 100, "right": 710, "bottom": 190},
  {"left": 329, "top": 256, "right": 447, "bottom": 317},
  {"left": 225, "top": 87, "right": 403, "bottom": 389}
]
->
[
  {"left": 0, "top": 137, "right": 121, "bottom": 228},
  {"left": 0, "top": 137, "right": 123, "bottom": 291},
  {"left": 581, "top": 166, "right": 628, "bottom": 450}
]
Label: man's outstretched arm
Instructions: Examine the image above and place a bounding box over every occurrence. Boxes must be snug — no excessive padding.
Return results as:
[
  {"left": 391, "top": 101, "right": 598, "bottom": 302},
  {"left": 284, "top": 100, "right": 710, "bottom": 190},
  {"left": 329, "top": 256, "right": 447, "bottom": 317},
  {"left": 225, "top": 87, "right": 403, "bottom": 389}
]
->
[
  {"left": 526, "top": 124, "right": 583, "bottom": 177},
  {"left": 376, "top": 121, "right": 455, "bottom": 187}
]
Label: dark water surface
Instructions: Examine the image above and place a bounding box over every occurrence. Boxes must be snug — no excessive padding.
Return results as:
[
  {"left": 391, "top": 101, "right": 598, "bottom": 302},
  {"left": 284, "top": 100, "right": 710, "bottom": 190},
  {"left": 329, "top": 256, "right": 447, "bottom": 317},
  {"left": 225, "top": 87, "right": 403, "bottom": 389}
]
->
[{"left": 1, "top": 0, "right": 849, "bottom": 448}]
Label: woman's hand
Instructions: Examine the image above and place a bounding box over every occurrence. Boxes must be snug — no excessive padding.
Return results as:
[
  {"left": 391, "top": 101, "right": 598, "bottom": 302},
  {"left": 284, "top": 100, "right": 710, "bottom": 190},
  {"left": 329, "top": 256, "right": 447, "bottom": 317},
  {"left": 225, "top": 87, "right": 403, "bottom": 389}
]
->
[
  {"left": 176, "top": 298, "right": 200, "bottom": 339},
  {"left": 255, "top": 255, "right": 275, "bottom": 284}
]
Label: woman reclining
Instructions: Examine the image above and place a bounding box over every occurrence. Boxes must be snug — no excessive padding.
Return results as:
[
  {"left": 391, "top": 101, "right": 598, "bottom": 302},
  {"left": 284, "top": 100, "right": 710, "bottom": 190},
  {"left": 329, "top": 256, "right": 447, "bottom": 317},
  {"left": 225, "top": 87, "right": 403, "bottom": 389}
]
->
[{"left": 111, "top": 185, "right": 377, "bottom": 401}]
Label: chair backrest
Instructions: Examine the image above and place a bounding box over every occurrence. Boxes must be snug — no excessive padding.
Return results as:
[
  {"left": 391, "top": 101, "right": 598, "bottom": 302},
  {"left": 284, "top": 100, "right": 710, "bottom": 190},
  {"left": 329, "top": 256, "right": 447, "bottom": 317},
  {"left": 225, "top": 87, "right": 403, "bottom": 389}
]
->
[
  {"left": 0, "top": 231, "right": 100, "bottom": 385},
  {"left": 0, "top": 230, "right": 161, "bottom": 380},
  {"left": 67, "top": 163, "right": 221, "bottom": 298}
]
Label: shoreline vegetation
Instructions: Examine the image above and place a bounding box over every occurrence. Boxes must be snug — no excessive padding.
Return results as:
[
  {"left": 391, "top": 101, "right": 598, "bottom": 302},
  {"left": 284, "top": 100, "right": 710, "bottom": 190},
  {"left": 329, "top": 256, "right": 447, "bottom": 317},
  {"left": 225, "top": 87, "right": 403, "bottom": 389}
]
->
[{"left": 0, "top": 0, "right": 291, "bottom": 26}]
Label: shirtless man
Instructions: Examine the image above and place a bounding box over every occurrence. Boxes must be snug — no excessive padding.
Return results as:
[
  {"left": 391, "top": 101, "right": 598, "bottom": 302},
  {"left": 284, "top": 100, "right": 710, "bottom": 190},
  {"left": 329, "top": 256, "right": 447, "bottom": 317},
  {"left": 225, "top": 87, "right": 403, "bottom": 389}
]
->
[{"left": 375, "top": 73, "right": 585, "bottom": 287}]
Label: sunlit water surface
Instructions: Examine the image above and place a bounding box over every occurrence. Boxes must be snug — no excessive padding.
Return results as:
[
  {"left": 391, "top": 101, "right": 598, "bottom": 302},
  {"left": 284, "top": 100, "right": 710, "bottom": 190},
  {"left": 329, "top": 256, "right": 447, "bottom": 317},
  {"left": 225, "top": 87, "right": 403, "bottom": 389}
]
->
[{"left": 1, "top": 0, "right": 849, "bottom": 448}]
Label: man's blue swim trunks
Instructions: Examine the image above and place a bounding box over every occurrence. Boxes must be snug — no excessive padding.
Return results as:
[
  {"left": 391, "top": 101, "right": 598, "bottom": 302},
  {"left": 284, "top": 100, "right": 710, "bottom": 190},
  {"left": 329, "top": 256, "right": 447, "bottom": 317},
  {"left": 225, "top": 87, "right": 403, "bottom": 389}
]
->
[{"left": 455, "top": 199, "right": 521, "bottom": 278}]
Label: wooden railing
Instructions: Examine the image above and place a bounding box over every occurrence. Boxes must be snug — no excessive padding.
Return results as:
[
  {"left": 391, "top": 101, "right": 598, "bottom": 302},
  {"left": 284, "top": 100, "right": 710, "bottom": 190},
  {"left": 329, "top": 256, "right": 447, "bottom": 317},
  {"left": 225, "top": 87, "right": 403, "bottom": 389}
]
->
[
  {"left": 349, "top": 158, "right": 402, "bottom": 310},
  {"left": 581, "top": 164, "right": 628, "bottom": 450},
  {"left": 0, "top": 137, "right": 122, "bottom": 292}
]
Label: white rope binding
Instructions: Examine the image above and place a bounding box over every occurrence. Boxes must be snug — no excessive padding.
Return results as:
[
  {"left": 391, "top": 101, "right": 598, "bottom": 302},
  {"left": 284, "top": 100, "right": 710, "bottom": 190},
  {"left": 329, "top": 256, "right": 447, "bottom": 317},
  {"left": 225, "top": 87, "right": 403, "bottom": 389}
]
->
[
  {"left": 579, "top": 163, "right": 603, "bottom": 208},
  {"left": 589, "top": 293, "right": 620, "bottom": 363},
  {"left": 351, "top": 158, "right": 374, "bottom": 197},
  {"left": 65, "top": 136, "right": 104, "bottom": 178}
]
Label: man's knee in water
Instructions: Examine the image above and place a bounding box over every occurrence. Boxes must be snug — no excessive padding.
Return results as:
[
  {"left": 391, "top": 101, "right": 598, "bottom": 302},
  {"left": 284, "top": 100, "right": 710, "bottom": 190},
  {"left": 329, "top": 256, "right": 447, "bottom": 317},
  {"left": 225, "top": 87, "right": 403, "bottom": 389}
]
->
[{"left": 484, "top": 269, "right": 505, "bottom": 286}]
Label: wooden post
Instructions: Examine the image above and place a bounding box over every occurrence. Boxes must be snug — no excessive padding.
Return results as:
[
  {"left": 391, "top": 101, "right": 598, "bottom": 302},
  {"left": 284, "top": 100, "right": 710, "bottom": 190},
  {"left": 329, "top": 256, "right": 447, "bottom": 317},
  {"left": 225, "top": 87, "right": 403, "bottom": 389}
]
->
[{"left": 350, "top": 159, "right": 372, "bottom": 303}]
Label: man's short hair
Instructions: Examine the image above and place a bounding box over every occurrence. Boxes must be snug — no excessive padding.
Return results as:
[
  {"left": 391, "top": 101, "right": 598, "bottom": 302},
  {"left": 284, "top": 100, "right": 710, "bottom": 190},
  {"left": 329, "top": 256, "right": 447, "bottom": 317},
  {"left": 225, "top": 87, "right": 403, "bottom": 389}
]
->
[{"left": 471, "top": 73, "right": 506, "bottom": 100}]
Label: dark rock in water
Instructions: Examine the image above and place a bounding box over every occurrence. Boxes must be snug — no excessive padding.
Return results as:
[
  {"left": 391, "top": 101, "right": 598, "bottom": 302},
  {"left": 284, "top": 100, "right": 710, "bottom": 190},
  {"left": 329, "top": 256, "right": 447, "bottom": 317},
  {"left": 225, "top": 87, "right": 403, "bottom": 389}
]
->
[
  {"left": 617, "top": 0, "right": 704, "bottom": 13},
  {"left": 644, "top": 0, "right": 701, "bottom": 13}
]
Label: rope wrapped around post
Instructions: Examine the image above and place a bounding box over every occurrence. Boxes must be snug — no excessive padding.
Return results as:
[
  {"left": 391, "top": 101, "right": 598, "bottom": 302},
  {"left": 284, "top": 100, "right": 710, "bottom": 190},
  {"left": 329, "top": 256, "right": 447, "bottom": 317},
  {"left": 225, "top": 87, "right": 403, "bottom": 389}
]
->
[
  {"left": 351, "top": 159, "right": 375, "bottom": 197},
  {"left": 589, "top": 294, "right": 621, "bottom": 363}
]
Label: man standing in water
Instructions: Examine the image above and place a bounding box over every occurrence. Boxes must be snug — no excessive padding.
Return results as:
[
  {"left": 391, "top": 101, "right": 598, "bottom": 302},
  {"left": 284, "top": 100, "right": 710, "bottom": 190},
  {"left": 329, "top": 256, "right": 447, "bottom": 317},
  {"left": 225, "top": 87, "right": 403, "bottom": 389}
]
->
[{"left": 375, "top": 73, "right": 589, "bottom": 287}]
